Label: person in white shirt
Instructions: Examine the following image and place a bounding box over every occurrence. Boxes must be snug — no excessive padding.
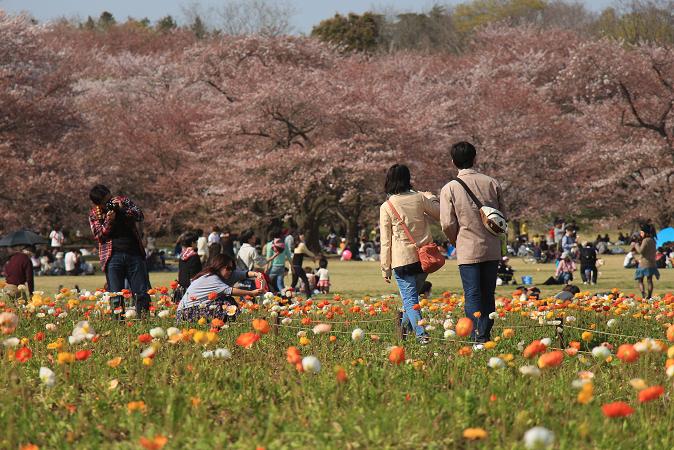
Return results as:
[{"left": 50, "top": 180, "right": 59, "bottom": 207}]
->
[
  {"left": 49, "top": 227, "right": 64, "bottom": 248},
  {"left": 236, "top": 230, "right": 259, "bottom": 272},
  {"left": 196, "top": 228, "right": 209, "bottom": 264},
  {"left": 65, "top": 250, "right": 79, "bottom": 275},
  {"left": 315, "top": 258, "right": 330, "bottom": 293},
  {"left": 208, "top": 226, "right": 221, "bottom": 245}
]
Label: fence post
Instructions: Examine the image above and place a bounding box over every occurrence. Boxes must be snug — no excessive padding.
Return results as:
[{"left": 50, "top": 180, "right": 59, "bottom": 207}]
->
[
  {"left": 273, "top": 314, "right": 280, "bottom": 335},
  {"left": 556, "top": 321, "right": 565, "bottom": 349},
  {"left": 396, "top": 310, "right": 403, "bottom": 340}
]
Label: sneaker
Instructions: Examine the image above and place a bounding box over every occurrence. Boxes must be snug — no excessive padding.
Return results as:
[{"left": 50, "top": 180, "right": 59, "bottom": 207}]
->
[
  {"left": 417, "top": 335, "right": 431, "bottom": 346},
  {"left": 472, "top": 343, "right": 485, "bottom": 351},
  {"left": 583, "top": 281, "right": 587, "bottom": 285}
]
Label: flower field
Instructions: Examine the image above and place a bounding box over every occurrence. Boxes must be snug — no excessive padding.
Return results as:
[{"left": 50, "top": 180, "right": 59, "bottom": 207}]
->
[{"left": 2, "top": 261, "right": 674, "bottom": 449}]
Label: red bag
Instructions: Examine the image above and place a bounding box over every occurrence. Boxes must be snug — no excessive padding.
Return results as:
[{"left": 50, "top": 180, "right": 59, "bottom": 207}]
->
[
  {"left": 387, "top": 200, "right": 445, "bottom": 274},
  {"left": 255, "top": 273, "right": 271, "bottom": 292}
]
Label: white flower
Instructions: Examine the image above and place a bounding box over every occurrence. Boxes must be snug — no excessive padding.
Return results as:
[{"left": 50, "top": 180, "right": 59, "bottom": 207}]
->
[
  {"left": 523, "top": 426, "right": 555, "bottom": 449},
  {"left": 149, "top": 327, "right": 165, "bottom": 339},
  {"left": 634, "top": 341, "right": 649, "bottom": 353},
  {"left": 488, "top": 312, "right": 498, "bottom": 320},
  {"left": 140, "top": 346, "right": 156, "bottom": 359},
  {"left": 214, "top": 348, "right": 232, "bottom": 359},
  {"left": 351, "top": 328, "right": 364, "bottom": 341},
  {"left": 540, "top": 338, "right": 552, "bottom": 347},
  {"left": 36, "top": 312, "right": 46, "bottom": 318},
  {"left": 166, "top": 327, "right": 180, "bottom": 337},
  {"left": 443, "top": 329, "right": 456, "bottom": 339},
  {"left": 157, "top": 310, "right": 170, "bottom": 318},
  {"left": 571, "top": 379, "right": 591, "bottom": 389},
  {"left": 296, "top": 330, "right": 307, "bottom": 338},
  {"left": 488, "top": 357, "right": 505, "bottom": 369},
  {"left": 125, "top": 309, "right": 137, "bottom": 319},
  {"left": 425, "top": 325, "right": 435, "bottom": 331},
  {"left": 281, "top": 317, "right": 292, "bottom": 326},
  {"left": 606, "top": 319, "right": 617, "bottom": 328},
  {"left": 591, "top": 346, "right": 611, "bottom": 360},
  {"left": 263, "top": 292, "right": 274, "bottom": 300},
  {"left": 312, "top": 323, "right": 332, "bottom": 335},
  {"left": 57, "top": 312, "right": 68, "bottom": 319},
  {"left": 68, "top": 335, "right": 85, "bottom": 345},
  {"left": 39, "top": 367, "right": 56, "bottom": 387},
  {"left": 519, "top": 365, "right": 541, "bottom": 377},
  {"left": 443, "top": 319, "right": 454, "bottom": 330},
  {"left": 270, "top": 311, "right": 278, "bottom": 318},
  {"left": 45, "top": 323, "right": 57, "bottom": 331},
  {"left": 666, "top": 365, "right": 674, "bottom": 378},
  {"left": 71, "top": 321, "right": 95, "bottom": 341},
  {"left": 565, "top": 316, "right": 576, "bottom": 323},
  {"left": 302, "top": 356, "right": 321, "bottom": 374},
  {"left": 3, "top": 337, "right": 20, "bottom": 348},
  {"left": 202, "top": 350, "right": 214, "bottom": 358},
  {"left": 517, "top": 340, "right": 526, "bottom": 352}
]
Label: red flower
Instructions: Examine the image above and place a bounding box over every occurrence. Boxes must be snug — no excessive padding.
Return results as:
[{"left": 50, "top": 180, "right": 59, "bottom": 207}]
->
[
  {"left": 236, "top": 332, "right": 260, "bottom": 349},
  {"left": 75, "top": 350, "right": 92, "bottom": 361},
  {"left": 286, "top": 346, "right": 301, "bottom": 364},
  {"left": 388, "top": 346, "right": 405, "bottom": 365},
  {"left": 601, "top": 402, "right": 635, "bottom": 418},
  {"left": 34, "top": 332, "right": 45, "bottom": 342},
  {"left": 170, "top": 281, "right": 179, "bottom": 290},
  {"left": 207, "top": 292, "right": 218, "bottom": 301},
  {"left": 15, "top": 347, "right": 32, "bottom": 363},
  {"left": 638, "top": 385, "right": 665, "bottom": 403},
  {"left": 616, "top": 344, "right": 639, "bottom": 363},
  {"left": 138, "top": 334, "right": 153, "bottom": 344}
]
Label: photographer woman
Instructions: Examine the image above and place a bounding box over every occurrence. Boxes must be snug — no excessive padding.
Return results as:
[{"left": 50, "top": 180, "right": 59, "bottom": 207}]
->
[
  {"left": 632, "top": 224, "right": 660, "bottom": 299},
  {"left": 379, "top": 164, "right": 440, "bottom": 345}
]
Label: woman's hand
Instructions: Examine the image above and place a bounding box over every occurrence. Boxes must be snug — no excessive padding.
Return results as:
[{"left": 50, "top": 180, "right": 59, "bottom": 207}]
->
[{"left": 382, "top": 268, "right": 391, "bottom": 283}]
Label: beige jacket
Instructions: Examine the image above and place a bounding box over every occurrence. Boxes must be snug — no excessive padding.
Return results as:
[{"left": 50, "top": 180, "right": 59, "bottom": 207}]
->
[
  {"left": 380, "top": 191, "right": 440, "bottom": 274},
  {"left": 440, "top": 169, "right": 505, "bottom": 265},
  {"left": 633, "top": 237, "right": 656, "bottom": 269}
]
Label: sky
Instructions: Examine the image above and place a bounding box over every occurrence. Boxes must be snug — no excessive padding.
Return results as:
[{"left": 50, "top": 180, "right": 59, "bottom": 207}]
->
[{"left": 2, "top": 0, "right": 616, "bottom": 34}]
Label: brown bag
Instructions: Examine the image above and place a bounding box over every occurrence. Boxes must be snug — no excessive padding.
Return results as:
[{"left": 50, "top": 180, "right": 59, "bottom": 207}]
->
[{"left": 387, "top": 199, "right": 445, "bottom": 274}]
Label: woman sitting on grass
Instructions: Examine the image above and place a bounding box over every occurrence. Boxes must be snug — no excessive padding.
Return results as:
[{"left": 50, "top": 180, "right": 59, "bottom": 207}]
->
[{"left": 176, "top": 254, "right": 263, "bottom": 323}]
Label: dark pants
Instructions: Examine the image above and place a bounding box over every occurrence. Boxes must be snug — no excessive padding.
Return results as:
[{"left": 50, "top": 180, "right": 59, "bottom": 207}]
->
[
  {"left": 580, "top": 265, "right": 597, "bottom": 283},
  {"left": 106, "top": 251, "right": 151, "bottom": 317},
  {"left": 458, "top": 260, "right": 499, "bottom": 343},
  {"left": 291, "top": 265, "right": 311, "bottom": 298}
]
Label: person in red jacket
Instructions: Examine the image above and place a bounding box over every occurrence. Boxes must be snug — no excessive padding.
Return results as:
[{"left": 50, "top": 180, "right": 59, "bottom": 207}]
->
[{"left": 3, "top": 246, "right": 34, "bottom": 294}]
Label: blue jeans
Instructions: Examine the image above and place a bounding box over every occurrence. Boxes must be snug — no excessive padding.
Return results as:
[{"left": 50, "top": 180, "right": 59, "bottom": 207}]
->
[
  {"left": 557, "top": 272, "right": 572, "bottom": 284},
  {"left": 458, "top": 261, "right": 499, "bottom": 343},
  {"left": 393, "top": 270, "right": 428, "bottom": 337},
  {"left": 106, "top": 252, "right": 151, "bottom": 316},
  {"left": 268, "top": 266, "right": 286, "bottom": 293}
]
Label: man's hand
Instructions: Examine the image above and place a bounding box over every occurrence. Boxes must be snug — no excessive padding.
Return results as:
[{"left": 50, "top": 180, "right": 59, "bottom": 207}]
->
[
  {"left": 251, "top": 288, "right": 264, "bottom": 296},
  {"left": 383, "top": 268, "right": 391, "bottom": 284}
]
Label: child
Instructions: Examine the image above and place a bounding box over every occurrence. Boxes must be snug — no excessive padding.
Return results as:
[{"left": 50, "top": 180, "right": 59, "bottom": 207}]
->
[
  {"left": 316, "top": 258, "right": 330, "bottom": 294},
  {"left": 304, "top": 266, "right": 317, "bottom": 293}
]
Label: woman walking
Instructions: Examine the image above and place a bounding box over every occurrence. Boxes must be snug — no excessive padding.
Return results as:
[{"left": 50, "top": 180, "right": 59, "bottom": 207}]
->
[
  {"left": 632, "top": 224, "right": 660, "bottom": 299},
  {"left": 380, "top": 164, "right": 440, "bottom": 345},
  {"left": 290, "top": 233, "right": 318, "bottom": 298}
]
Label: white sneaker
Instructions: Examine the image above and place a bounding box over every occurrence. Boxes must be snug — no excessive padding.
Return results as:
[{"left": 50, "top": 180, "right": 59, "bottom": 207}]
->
[
  {"left": 472, "top": 344, "right": 485, "bottom": 351},
  {"left": 583, "top": 282, "right": 587, "bottom": 285}
]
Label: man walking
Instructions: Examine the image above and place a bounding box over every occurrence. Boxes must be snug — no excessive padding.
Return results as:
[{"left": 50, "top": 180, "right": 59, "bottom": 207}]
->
[
  {"left": 88, "top": 184, "right": 151, "bottom": 317},
  {"left": 440, "top": 142, "right": 506, "bottom": 347}
]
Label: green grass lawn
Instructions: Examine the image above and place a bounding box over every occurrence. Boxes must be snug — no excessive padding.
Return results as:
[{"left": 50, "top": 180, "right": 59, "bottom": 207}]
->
[{"left": 35, "top": 254, "right": 674, "bottom": 299}]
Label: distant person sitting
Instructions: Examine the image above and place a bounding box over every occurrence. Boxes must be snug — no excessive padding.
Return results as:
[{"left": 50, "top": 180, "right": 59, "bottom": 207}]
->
[
  {"left": 2, "top": 245, "right": 35, "bottom": 294},
  {"left": 543, "top": 252, "right": 575, "bottom": 285},
  {"left": 497, "top": 256, "right": 515, "bottom": 285}
]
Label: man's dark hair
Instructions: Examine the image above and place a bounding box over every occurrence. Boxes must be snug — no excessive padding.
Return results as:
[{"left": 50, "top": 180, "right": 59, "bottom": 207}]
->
[
  {"left": 240, "top": 229, "right": 255, "bottom": 243},
  {"left": 89, "top": 184, "right": 111, "bottom": 205},
  {"left": 450, "top": 141, "right": 476, "bottom": 169},
  {"left": 182, "top": 232, "right": 198, "bottom": 247},
  {"left": 384, "top": 164, "right": 412, "bottom": 195}
]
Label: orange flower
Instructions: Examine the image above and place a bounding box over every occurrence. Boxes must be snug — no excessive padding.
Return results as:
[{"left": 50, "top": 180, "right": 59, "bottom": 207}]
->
[
  {"left": 127, "top": 401, "right": 147, "bottom": 413},
  {"left": 601, "top": 401, "right": 634, "bottom": 418},
  {"left": 577, "top": 383, "right": 594, "bottom": 404},
  {"left": 473, "top": 311, "right": 482, "bottom": 318},
  {"left": 537, "top": 350, "right": 564, "bottom": 368},
  {"left": 138, "top": 334, "right": 153, "bottom": 344},
  {"left": 211, "top": 318, "right": 225, "bottom": 328},
  {"left": 638, "top": 385, "right": 665, "bottom": 403},
  {"left": 170, "top": 280, "right": 179, "bottom": 290},
  {"left": 207, "top": 292, "right": 218, "bottom": 301},
  {"left": 329, "top": 335, "right": 337, "bottom": 342},
  {"left": 616, "top": 344, "right": 639, "bottom": 363},
  {"left": 107, "top": 356, "right": 122, "bottom": 368},
  {"left": 34, "top": 332, "right": 45, "bottom": 341},
  {"left": 335, "top": 366, "right": 348, "bottom": 383},
  {"left": 75, "top": 350, "right": 92, "bottom": 361},
  {"left": 236, "top": 332, "right": 260, "bottom": 349},
  {"left": 139, "top": 435, "right": 168, "bottom": 450},
  {"left": 57, "top": 352, "right": 75, "bottom": 364},
  {"left": 455, "top": 317, "right": 473, "bottom": 337},
  {"left": 666, "top": 324, "right": 674, "bottom": 342},
  {"left": 15, "top": 347, "right": 32, "bottom": 363},
  {"left": 252, "top": 319, "right": 271, "bottom": 334},
  {"left": 300, "top": 317, "right": 312, "bottom": 325},
  {"left": 458, "top": 346, "right": 472, "bottom": 356},
  {"left": 191, "top": 397, "right": 201, "bottom": 408},
  {"left": 523, "top": 340, "right": 547, "bottom": 358},
  {"left": 20, "top": 445, "right": 39, "bottom": 450},
  {"left": 388, "top": 346, "right": 405, "bottom": 365},
  {"left": 462, "top": 427, "right": 487, "bottom": 440},
  {"left": 286, "top": 346, "right": 302, "bottom": 364}
]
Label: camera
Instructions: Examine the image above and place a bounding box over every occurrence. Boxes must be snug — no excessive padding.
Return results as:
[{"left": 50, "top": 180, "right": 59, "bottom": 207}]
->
[{"left": 105, "top": 198, "right": 122, "bottom": 213}]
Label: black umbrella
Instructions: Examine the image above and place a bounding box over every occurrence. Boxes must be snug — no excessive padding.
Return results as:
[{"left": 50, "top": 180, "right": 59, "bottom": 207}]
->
[{"left": 0, "top": 230, "right": 48, "bottom": 247}]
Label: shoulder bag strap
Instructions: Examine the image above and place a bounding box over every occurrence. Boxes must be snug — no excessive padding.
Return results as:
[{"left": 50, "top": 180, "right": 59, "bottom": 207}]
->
[
  {"left": 454, "top": 177, "right": 484, "bottom": 209},
  {"left": 386, "top": 199, "right": 418, "bottom": 248}
]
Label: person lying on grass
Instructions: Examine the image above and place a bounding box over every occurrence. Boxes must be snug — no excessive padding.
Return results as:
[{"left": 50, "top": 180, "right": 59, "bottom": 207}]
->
[{"left": 176, "top": 253, "right": 263, "bottom": 323}]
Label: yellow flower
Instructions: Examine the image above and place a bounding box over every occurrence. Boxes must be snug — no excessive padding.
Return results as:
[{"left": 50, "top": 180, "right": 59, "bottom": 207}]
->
[
  {"left": 206, "top": 332, "right": 218, "bottom": 345},
  {"left": 57, "top": 352, "right": 75, "bottom": 365},
  {"left": 581, "top": 331, "right": 593, "bottom": 342},
  {"left": 463, "top": 427, "right": 487, "bottom": 440},
  {"left": 577, "top": 383, "right": 593, "bottom": 404},
  {"left": 197, "top": 317, "right": 207, "bottom": 326},
  {"left": 502, "top": 328, "right": 514, "bottom": 338},
  {"left": 107, "top": 357, "right": 123, "bottom": 368},
  {"left": 299, "top": 336, "right": 311, "bottom": 346},
  {"left": 484, "top": 341, "right": 496, "bottom": 350},
  {"left": 142, "top": 357, "right": 153, "bottom": 366},
  {"left": 193, "top": 331, "right": 208, "bottom": 345},
  {"left": 47, "top": 338, "right": 65, "bottom": 351}
]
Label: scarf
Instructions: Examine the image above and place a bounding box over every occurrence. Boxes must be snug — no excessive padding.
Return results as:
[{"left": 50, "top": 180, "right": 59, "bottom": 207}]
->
[{"left": 181, "top": 247, "right": 197, "bottom": 261}]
